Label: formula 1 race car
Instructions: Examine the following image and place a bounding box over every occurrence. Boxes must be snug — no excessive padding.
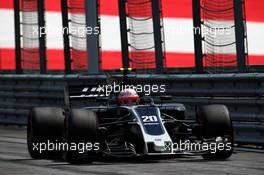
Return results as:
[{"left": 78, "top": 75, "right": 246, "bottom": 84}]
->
[{"left": 27, "top": 69, "right": 234, "bottom": 163}]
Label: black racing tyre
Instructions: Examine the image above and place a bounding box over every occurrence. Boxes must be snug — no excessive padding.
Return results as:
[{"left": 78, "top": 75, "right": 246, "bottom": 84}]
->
[
  {"left": 27, "top": 107, "right": 65, "bottom": 159},
  {"left": 197, "top": 105, "right": 234, "bottom": 160},
  {"left": 63, "top": 109, "right": 98, "bottom": 164}
]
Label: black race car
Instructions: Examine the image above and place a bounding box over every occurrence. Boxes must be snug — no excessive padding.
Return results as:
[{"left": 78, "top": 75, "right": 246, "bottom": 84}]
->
[{"left": 27, "top": 69, "right": 234, "bottom": 163}]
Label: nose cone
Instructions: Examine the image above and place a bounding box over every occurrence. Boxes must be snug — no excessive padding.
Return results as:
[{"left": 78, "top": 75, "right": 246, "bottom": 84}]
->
[{"left": 147, "top": 141, "right": 172, "bottom": 153}]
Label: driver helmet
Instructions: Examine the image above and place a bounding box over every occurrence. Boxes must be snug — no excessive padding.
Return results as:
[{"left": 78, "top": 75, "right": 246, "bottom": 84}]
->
[{"left": 117, "top": 88, "right": 139, "bottom": 106}]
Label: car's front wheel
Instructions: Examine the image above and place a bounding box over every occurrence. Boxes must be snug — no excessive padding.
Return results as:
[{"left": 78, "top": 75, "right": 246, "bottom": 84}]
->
[{"left": 197, "top": 105, "right": 234, "bottom": 160}]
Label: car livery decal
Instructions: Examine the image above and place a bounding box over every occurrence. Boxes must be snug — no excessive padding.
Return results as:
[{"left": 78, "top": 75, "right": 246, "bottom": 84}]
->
[{"left": 135, "top": 106, "right": 165, "bottom": 136}]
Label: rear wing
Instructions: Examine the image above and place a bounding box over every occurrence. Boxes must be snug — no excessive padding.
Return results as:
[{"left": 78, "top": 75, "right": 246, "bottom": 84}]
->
[{"left": 64, "top": 83, "right": 109, "bottom": 108}]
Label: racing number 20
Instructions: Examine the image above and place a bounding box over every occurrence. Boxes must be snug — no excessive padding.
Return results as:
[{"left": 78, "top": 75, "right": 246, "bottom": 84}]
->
[{"left": 142, "top": 115, "right": 158, "bottom": 123}]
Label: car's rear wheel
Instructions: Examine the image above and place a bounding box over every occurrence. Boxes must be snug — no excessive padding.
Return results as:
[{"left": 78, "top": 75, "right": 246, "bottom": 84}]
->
[
  {"left": 27, "top": 107, "right": 65, "bottom": 159},
  {"left": 63, "top": 109, "right": 98, "bottom": 164},
  {"left": 197, "top": 105, "right": 234, "bottom": 160}
]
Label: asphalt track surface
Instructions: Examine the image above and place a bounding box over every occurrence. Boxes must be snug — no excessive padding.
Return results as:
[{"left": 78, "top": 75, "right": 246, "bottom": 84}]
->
[{"left": 0, "top": 126, "right": 263, "bottom": 175}]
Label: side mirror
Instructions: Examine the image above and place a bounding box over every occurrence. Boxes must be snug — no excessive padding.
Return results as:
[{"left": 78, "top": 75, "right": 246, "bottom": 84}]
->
[
  {"left": 96, "top": 97, "right": 108, "bottom": 103},
  {"left": 160, "top": 96, "right": 172, "bottom": 101},
  {"left": 140, "top": 97, "right": 155, "bottom": 105}
]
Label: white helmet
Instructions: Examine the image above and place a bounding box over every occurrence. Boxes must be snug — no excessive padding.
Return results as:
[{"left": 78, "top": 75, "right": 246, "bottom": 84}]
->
[{"left": 117, "top": 89, "right": 139, "bottom": 106}]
